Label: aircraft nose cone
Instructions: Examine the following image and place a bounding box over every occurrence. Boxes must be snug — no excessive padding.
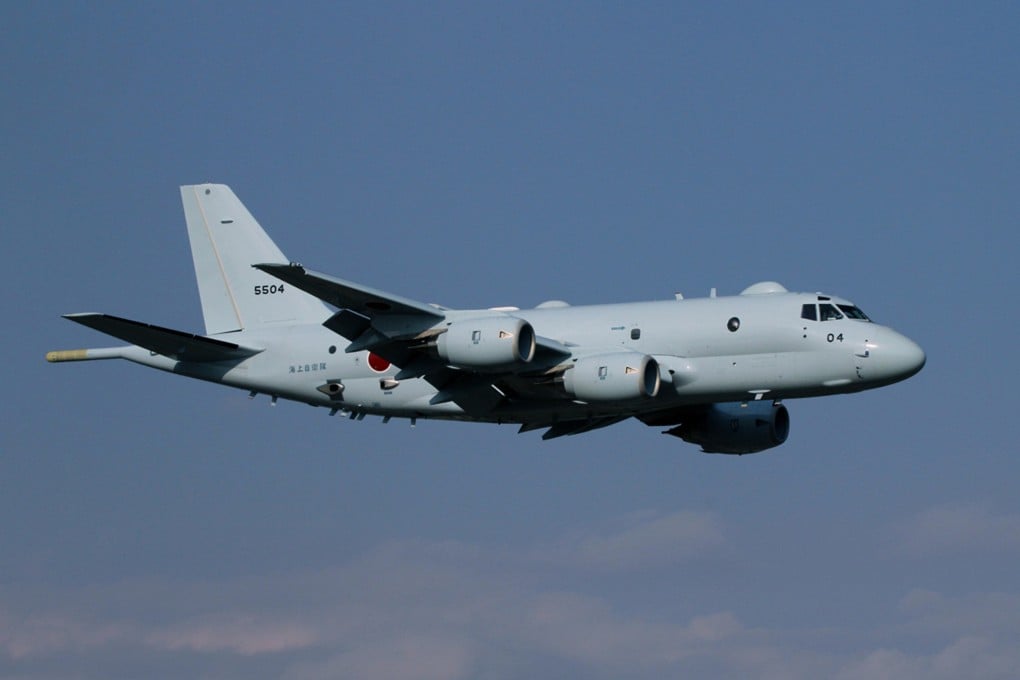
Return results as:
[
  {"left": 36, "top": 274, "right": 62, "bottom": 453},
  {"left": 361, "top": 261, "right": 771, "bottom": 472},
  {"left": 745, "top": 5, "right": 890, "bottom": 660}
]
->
[
  {"left": 890, "top": 335, "right": 926, "bottom": 378},
  {"left": 866, "top": 328, "right": 925, "bottom": 384}
]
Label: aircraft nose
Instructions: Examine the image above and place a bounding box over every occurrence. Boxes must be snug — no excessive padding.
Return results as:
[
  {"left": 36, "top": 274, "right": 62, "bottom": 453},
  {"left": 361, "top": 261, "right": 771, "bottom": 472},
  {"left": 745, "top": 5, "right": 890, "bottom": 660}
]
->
[
  {"left": 865, "top": 327, "right": 926, "bottom": 384},
  {"left": 888, "top": 334, "right": 926, "bottom": 378}
]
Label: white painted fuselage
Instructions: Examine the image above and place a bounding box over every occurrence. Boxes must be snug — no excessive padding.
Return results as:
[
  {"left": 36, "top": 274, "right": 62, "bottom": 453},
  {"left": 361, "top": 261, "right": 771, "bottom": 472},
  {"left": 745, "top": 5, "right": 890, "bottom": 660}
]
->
[{"left": 49, "top": 184, "right": 924, "bottom": 450}]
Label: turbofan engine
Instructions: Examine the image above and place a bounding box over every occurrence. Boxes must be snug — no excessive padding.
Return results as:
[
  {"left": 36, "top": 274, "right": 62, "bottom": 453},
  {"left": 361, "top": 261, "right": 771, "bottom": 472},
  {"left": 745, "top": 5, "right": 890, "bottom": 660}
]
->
[
  {"left": 666, "top": 401, "right": 790, "bottom": 454},
  {"left": 562, "top": 352, "right": 661, "bottom": 402},
  {"left": 436, "top": 315, "right": 536, "bottom": 370}
]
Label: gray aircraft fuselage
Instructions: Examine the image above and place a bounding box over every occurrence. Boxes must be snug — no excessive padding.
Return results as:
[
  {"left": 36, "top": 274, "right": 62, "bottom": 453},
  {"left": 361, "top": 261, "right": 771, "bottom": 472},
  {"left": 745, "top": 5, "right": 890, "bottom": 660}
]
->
[{"left": 48, "top": 184, "right": 925, "bottom": 452}]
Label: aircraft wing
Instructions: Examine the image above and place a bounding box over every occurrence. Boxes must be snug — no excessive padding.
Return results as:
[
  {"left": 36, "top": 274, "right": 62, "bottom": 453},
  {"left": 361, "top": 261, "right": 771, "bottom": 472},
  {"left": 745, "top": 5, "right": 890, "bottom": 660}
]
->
[
  {"left": 63, "top": 313, "right": 262, "bottom": 362},
  {"left": 253, "top": 262, "right": 453, "bottom": 359},
  {"left": 521, "top": 415, "right": 631, "bottom": 440},
  {"left": 257, "top": 263, "right": 580, "bottom": 413},
  {"left": 255, "top": 263, "right": 572, "bottom": 356},
  {"left": 256, "top": 263, "right": 495, "bottom": 391},
  {"left": 253, "top": 264, "right": 445, "bottom": 322}
]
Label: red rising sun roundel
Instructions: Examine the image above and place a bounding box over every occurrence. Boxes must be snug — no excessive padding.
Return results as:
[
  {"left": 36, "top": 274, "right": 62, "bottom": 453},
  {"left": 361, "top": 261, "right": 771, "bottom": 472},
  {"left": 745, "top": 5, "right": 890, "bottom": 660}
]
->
[{"left": 367, "top": 352, "right": 391, "bottom": 373}]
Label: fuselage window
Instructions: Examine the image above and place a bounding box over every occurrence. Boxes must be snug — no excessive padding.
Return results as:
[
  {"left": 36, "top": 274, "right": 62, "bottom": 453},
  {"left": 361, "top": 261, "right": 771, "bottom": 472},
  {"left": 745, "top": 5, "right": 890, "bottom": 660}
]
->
[
  {"left": 801, "top": 304, "right": 817, "bottom": 321},
  {"left": 631, "top": 328, "right": 641, "bottom": 340},
  {"left": 819, "top": 303, "right": 843, "bottom": 321}
]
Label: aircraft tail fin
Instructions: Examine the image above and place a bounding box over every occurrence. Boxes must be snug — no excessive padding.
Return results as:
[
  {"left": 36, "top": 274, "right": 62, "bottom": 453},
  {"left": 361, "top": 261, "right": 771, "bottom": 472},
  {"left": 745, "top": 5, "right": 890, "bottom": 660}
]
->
[{"left": 180, "top": 184, "right": 329, "bottom": 334}]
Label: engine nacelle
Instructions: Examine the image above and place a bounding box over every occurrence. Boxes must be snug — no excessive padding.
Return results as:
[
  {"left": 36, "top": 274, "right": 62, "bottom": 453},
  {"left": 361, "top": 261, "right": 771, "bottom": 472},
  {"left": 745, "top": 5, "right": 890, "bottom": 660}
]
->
[
  {"left": 436, "top": 315, "right": 536, "bottom": 370},
  {"left": 667, "top": 401, "right": 790, "bottom": 454},
  {"left": 562, "top": 352, "right": 660, "bottom": 402}
]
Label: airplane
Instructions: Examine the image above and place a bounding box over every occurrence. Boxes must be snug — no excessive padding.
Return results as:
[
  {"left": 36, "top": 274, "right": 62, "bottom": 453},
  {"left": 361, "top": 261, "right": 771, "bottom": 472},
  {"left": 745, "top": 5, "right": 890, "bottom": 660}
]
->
[{"left": 47, "top": 184, "right": 926, "bottom": 453}]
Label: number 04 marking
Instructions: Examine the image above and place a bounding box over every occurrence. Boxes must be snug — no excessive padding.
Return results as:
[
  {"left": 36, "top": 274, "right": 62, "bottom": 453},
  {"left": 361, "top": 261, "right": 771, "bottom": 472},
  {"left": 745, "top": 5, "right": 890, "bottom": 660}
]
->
[{"left": 827, "top": 333, "right": 844, "bottom": 343}]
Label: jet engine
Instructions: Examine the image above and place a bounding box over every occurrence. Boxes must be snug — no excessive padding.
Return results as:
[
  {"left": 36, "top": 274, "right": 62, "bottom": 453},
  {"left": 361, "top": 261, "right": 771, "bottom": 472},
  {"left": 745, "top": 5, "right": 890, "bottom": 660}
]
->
[
  {"left": 562, "top": 352, "right": 660, "bottom": 402},
  {"left": 666, "top": 401, "right": 790, "bottom": 454},
  {"left": 436, "top": 315, "right": 536, "bottom": 370}
]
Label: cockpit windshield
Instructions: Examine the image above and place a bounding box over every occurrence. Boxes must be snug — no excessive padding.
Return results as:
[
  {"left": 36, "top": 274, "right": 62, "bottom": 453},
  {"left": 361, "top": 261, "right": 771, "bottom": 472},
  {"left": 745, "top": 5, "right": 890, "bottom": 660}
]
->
[
  {"left": 819, "top": 303, "right": 843, "bottom": 321},
  {"left": 800, "top": 302, "right": 872, "bottom": 322},
  {"left": 837, "top": 304, "right": 871, "bottom": 321}
]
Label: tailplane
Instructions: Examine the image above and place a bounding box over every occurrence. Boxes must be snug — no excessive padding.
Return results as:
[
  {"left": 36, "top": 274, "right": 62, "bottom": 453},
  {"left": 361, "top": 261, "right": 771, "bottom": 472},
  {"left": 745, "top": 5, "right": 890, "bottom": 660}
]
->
[
  {"left": 56, "top": 313, "right": 262, "bottom": 362},
  {"left": 180, "top": 184, "right": 328, "bottom": 334}
]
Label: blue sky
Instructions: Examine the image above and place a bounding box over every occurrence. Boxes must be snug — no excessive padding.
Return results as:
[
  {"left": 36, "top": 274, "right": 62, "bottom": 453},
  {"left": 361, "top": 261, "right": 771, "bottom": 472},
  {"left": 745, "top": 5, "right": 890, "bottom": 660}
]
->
[{"left": 3, "top": 3, "right": 1018, "bottom": 678}]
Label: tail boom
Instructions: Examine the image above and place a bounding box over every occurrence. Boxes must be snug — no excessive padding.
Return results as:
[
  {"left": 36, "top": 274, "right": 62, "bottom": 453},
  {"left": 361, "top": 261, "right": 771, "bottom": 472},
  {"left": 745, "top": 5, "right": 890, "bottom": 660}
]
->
[{"left": 46, "top": 347, "right": 124, "bottom": 362}]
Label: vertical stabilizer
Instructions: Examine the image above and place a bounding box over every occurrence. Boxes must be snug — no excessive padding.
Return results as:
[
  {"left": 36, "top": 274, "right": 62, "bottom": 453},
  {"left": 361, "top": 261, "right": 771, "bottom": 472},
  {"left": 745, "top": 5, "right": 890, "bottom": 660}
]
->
[{"left": 180, "top": 184, "right": 328, "bottom": 334}]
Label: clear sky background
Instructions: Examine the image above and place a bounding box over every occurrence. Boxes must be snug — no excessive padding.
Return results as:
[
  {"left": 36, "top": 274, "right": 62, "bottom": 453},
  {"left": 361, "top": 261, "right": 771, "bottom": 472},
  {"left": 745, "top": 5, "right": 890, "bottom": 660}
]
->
[{"left": 3, "top": 3, "right": 1018, "bottom": 679}]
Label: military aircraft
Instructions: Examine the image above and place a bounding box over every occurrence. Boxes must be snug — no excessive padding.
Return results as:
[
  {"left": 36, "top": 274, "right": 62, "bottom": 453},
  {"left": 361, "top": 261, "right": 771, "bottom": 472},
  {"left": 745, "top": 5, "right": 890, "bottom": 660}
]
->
[{"left": 47, "top": 184, "right": 925, "bottom": 453}]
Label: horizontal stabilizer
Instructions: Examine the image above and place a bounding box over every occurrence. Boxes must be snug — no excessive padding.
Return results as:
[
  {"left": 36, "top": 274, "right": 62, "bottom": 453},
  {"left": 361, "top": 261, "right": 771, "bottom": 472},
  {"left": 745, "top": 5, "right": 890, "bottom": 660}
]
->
[{"left": 63, "top": 313, "right": 262, "bottom": 362}]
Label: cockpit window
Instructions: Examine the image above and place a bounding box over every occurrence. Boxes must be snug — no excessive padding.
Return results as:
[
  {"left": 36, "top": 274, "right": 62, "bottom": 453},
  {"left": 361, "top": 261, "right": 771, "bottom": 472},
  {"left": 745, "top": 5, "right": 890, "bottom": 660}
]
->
[
  {"left": 819, "top": 303, "right": 843, "bottom": 321},
  {"left": 837, "top": 304, "right": 871, "bottom": 321},
  {"left": 805, "top": 302, "right": 870, "bottom": 322}
]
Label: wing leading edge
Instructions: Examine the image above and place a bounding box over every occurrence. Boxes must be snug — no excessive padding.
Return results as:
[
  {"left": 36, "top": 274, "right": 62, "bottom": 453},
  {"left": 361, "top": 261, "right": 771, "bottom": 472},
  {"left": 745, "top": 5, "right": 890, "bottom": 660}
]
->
[
  {"left": 253, "top": 263, "right": 445, "bottom": 322},
  {"left": 255, "top": 262, "right": 572, "bottom": 358}
]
